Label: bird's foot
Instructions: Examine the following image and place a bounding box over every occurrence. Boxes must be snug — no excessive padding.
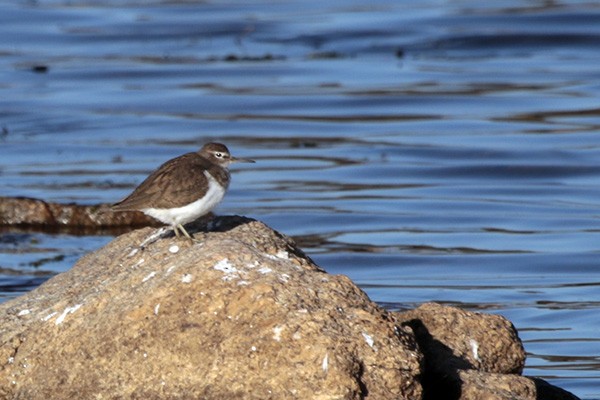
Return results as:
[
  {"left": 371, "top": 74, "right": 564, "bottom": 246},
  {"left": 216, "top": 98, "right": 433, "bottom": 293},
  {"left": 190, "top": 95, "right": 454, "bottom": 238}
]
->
[{"left": 174, "top": 224, "right": 200, "bottom": 243}]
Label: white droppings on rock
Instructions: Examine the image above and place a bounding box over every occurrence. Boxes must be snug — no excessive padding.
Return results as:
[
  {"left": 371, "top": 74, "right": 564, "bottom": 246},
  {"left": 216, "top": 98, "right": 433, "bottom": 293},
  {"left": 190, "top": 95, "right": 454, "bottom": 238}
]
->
[
  {"left": 127, "top": 248, "right": 139, "bottom": 258},
  {"left": 168, "top": 245, "right": 179, "bottom": 254},
  {"left": 213, "top": 258, "right": 232, "bottom": 271},
  {"left": 322, "top": 353, "right": 329, "bottom": 373},
  {"left": 276, "top": 250, "right": 289, "bottom": 259},
  {"left": 17, "top": 309, "right": 30, "bottom": 316},
  {"left": 55, "top": 304, "right": 83, "bottom": 325},
  {"left": 213, "top": 258, "right": 240, "bottom": 281},
  {"left": 154, "top": 304, "right": 160, "bottom": 316},
  {"left": 272, "top": 325, "right": 284, "bottom": 341},
  {"left": 251, "top": 346, "right": 257, "bottom": 352},
  {"left": 279, "top": 273, "right": 290, "bottom": 283},
  {"left": 258, "top": 267, "right": 272, "bottom": 275},
  {"left": 142, "top": 271, "right": 156, "bottom": 283},
  {"left": 42, "top": 311, "right": 57, "bottom": 322},
  {"left": 362, "top": 332, "right": 375, "bottom": 348},
  {"left": 246, "top": 261, "right": 259, "bottom": 269},
  {"left": 131, "top": 258, "right": 145, "bottom": 269},
  {"left": 213, "top": 258, "right": 241, "bottom": 281},
  {"left": 469, "top": 338, "right": 480, "bottom": 361},
  {"left": 165, "top": 265, "right": 176, "bottom": 276},
  {"left": 181, "top": 274, "right": 193, "bottom": 283},
  {"left": 237, "top": 280, "right": 250, "bottom": 286},
  {"left": 293, "top": 331, "right": 302, "bottom": 340},
  {"left": 7, "top": 357, "right": 14, "bottom": 364}
]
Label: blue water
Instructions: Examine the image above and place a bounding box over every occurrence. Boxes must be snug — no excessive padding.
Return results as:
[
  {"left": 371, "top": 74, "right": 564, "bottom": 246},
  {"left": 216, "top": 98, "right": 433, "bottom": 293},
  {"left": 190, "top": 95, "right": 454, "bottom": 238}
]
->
[{"left": 1, "top": 1, "right": 600, "bottom": 397}]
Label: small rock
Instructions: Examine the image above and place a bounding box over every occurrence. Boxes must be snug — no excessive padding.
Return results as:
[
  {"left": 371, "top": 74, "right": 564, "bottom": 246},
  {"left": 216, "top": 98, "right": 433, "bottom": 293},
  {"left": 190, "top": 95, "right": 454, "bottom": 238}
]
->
[{"left": 395, "top": 302, "right": 579, "bottom": 400}]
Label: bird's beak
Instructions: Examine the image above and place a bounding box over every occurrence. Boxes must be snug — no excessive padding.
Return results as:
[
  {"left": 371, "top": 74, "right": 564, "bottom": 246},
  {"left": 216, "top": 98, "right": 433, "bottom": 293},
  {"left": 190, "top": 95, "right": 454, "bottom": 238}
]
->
[{"left": 231, "top": 156, "right": 256, "bottom": 163}]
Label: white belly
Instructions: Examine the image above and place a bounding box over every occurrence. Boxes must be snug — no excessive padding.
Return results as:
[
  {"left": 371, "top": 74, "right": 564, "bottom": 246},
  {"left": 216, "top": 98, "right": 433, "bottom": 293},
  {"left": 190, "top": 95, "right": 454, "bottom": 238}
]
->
[{"left": 142, "top": 171, "right": 226, "bottom": 226}]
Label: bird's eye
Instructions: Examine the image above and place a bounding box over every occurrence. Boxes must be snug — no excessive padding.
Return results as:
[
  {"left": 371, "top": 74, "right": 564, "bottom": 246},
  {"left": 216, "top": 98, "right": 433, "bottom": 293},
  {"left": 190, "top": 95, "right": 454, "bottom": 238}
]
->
[{"left": 215, "top": 152, "right": 223, "bottom": 158}]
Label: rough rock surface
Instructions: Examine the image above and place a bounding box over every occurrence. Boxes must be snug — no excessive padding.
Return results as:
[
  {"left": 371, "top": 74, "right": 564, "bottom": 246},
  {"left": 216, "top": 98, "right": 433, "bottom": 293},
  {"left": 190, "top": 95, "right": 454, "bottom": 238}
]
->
[
  {"left": 399, "top": 303, "right": 526, "bottom": 374},
  {"left": 457, "top": 370, "right": 580, "bottom": 400},
  {"left": 396, "top": 303, "right": 580, "bottom": 400},
  {"left": 0, "top": 216, "right": 422, "bottom": 400}
]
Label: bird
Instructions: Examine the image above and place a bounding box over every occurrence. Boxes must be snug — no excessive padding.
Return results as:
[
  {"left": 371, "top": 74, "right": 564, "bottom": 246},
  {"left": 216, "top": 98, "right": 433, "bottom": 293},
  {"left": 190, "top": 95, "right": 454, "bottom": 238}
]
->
[{"left": 112, "top": 142, "right": 255, "bottom": 240}]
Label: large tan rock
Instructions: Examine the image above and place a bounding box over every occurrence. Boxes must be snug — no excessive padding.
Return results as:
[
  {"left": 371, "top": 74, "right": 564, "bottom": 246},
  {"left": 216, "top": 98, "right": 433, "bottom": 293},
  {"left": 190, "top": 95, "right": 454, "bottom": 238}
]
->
[{"left": 0, "top": 216, "right": 423, "bottom": 399}]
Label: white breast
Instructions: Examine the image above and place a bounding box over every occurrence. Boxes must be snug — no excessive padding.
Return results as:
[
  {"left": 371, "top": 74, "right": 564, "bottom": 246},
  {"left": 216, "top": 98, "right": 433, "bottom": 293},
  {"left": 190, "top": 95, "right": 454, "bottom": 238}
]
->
[{"left": 142, "top": 171, "right": 227, "bottom": 226}]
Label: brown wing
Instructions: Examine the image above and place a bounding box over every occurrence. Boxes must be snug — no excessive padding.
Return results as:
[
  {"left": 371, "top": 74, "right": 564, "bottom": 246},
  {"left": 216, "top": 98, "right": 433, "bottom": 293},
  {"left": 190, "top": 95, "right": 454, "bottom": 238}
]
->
[{"left": 112, "top": 152, "right": 215, "bottom": 210}]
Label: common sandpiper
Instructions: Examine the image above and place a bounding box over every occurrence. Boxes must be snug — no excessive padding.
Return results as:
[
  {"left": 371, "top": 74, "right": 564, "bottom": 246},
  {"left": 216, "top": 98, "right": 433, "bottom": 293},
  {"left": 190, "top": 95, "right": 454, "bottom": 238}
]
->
[{"left": 112, "top": 142, "right": 255, "bottom": 240}]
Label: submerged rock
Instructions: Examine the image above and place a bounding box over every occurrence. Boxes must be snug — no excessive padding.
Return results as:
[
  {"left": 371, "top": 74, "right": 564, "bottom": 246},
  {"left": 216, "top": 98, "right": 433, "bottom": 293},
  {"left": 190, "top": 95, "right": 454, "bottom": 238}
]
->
[
  {"left": 0, "top": 196, "right": 160, "bottom": 233},
  {"left": 0, "top": 216, "right": 579, "bottom": 399}
]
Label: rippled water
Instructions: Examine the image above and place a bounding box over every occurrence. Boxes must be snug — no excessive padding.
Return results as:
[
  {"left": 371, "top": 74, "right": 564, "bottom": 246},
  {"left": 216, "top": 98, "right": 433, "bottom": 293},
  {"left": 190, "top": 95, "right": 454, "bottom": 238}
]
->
[{"left": 2, "top": 1, "right": 600, "bottom": 397}]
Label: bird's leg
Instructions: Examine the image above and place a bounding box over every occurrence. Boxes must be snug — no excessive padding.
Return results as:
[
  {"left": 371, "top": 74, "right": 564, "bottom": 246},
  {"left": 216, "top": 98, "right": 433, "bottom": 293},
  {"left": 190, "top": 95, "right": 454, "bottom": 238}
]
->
[
  {"left": 173, "top": 224, "right": 181, "bottom": 238},
  {"left": 177, "top": 224, "right": 195, "bottom": 242}
]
